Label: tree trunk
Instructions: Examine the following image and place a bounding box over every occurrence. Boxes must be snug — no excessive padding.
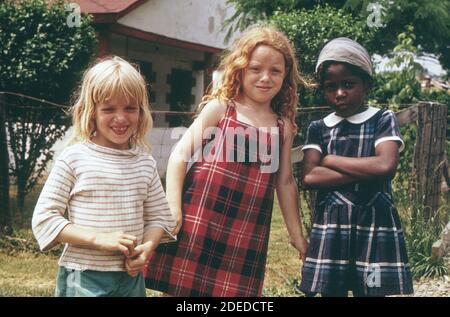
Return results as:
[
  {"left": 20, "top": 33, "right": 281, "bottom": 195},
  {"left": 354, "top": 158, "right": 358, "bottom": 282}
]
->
[
  {"left": 17, "top": 176, "right": 26, "bottom": 214},
  {"left": 0, "top": 93, "right": 12, "bottom": 235}
]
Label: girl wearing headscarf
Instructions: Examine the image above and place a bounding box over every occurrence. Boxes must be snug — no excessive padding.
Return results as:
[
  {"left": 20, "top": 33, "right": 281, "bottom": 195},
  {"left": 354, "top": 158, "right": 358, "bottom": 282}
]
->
[{"left": 299, "top": 38, "right": 414, "bottom": 297}]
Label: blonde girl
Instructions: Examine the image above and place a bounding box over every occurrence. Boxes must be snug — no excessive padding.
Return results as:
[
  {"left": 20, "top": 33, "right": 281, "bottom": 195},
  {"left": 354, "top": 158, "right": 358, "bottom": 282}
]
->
[
  {"left": 145, "top": 26, "right": 308, "bottom": 297},
  {"left": 32, "top": 56, "right": 176, "bottom": 297}
]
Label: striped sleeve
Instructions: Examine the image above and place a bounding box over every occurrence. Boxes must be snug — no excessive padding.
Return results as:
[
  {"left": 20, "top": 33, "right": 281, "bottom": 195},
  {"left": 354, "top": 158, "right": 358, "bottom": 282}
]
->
[
  {"left": 143, "top": 166, "right": 176, "bottom": 244},
  {"left": 32, "top": 159, "right": 74, "bottom": 251}
]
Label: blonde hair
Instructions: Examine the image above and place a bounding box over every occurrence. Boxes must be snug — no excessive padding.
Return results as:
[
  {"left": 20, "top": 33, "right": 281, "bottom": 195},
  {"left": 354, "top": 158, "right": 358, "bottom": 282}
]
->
[
  {"left": 68, "top": 56, "right": 152, "bottom": 150},
  {"left": 199, "top": 26, "right": 307, "bottom": 132}
]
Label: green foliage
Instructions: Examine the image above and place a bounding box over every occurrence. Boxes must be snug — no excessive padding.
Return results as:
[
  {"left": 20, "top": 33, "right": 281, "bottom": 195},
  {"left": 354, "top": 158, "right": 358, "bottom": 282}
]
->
[
  {"left": 0, "top": 0, "right": 97, "bottom": 214},
  {"left": 368, "top": 28, "right": 449, "bottom": 213},
  {"left": 6, "top": 96, "right": 71, "bottom": 211},
  {"left": 223, "top": 0, "right": 296, "bottom": 42},
  {"left": 421, "top": 89, "right": 450, "bottom": 106},
  {"left": 269, "top": 5, "right": 375, "bottom": 75},
  {"left": 223, "top": 0, "right": 348, "bottom": 42},
  {"left": 343, "top": 0, "right": 450, "bottom": 70},
  {"left": 362, "top": 26, "right": 449, "bottom": 281},
  {"left": 391, "top": 124, "right": 416, "bottom": 209},
  {"left": 267, "top": 5, "right": 375, "bottom": 107},
  {"left": 225, "top": 0, "right": 450, "bottom": 70},
  {"left": 405, "top": 205, "right": 449, "bottom": 279},
  {"left": 369, "top": 26, "right": 423, "bottom": 110},
  {"left": 0, "top": 0, "right": 97, "bottom": 103}
]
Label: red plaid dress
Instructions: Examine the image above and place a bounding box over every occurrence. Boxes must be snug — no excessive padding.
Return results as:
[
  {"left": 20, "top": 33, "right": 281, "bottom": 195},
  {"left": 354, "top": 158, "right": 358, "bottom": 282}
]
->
[{"left": 145, "top": 103, "right": 283, "bottom": 296}]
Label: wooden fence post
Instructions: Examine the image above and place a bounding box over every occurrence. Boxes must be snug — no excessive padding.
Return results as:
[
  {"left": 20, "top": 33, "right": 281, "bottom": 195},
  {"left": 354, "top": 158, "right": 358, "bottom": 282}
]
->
[{"left": 411, "top": 102, "right": 448, "bottom": 221}]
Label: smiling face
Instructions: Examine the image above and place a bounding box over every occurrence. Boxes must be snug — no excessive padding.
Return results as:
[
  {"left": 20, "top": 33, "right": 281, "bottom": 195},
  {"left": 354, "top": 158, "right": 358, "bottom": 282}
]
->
[
  {"left": 322, "top": 63, "right": 368, "bottom": 117},
  {"left": 239, "top": 45, "right": 286, "bottom": 108},
  {"left": 91, "top": 95, "right": 140, "bottom": 150}
]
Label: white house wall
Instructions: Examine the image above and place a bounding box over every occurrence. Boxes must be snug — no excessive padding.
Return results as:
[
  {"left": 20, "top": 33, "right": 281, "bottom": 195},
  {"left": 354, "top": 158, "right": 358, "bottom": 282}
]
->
[{"left": 117, "top": 0, "right": 239, "bottom": 50}]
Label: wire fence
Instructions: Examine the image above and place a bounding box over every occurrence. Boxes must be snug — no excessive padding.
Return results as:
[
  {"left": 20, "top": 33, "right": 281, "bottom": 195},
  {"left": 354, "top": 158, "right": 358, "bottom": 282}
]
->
[{"left": 1, "top": 92, "right": 448, "bottom": 221}]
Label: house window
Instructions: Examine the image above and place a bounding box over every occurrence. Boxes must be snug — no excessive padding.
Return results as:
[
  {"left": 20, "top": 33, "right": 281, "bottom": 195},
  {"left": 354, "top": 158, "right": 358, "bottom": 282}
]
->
[
  {"left": 138, "top": 61, "right": 156, "bottom": 83},
  {"left": 133, "top": 60, "right": 156, "bottom": 103},
  {"left": 167, "top": 69, "right": 195, "bottom": 127}
]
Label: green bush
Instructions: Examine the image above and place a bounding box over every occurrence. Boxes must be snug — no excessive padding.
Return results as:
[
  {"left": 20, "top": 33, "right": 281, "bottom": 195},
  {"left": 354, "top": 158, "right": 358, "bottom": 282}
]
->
[
  {"left": 269, "top": 5, "right": 376, "bottom": 75},
  {"left": 0, "top": 0, "right": 97, "bottom": 103},
  {"left": 0, "top": 0, "right": 97, "bottom": 217},
  {"left": 268, "top": 5, "right": 375, "bottom": 107}
]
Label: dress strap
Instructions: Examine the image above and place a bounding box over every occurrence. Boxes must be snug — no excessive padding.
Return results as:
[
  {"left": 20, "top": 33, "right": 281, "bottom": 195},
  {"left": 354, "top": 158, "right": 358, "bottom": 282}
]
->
[
  {"left": 225, "top": 100, "right": 237, "bottom": 119},
  {"left": 226, "top": 101, "right": 285, "bottom": 144},
  {"left": 276, "top": 116, "right": 285, "bottom": 145}
]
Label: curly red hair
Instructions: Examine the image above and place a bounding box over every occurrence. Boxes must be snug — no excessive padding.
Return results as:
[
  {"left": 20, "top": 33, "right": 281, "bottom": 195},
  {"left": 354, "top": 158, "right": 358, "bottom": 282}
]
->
[{"left": 199, "top": 26, "right": 307, "bottom": 132}]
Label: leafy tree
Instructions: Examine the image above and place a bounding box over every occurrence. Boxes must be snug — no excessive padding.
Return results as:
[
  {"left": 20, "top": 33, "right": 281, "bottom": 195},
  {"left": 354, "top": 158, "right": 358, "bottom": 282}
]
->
[
  {"left": 269, "top": 6, "right": 375, "bottom": 76},
  {"left": 343, "top": 0, "right": 450, "bottom": 70},
  {"left": 223, "top": 0, "right": 347, "bottom": 41},
  {"left": 0, "top": 0, "right": 96, "bottom": 103},
  {"left": 225, "top": 0, "right": 450, "bottom": 70},
  {"left": 369, "top": 26, "right": 423, "bottom": 109},
  {"left": 5, "top": 94, "right": 72, "bottom": 216},
  {"left": 0, "top": 0, "right": 97, "bottom": 223},
  {"left": 267, "top": 5, "right": 375, "bottom": 107}
]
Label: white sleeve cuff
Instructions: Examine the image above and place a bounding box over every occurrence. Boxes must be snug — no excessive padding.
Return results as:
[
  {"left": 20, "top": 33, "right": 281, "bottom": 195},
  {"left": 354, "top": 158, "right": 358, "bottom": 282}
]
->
[
  {"left": 39, "top": 220, "right": 71, "bottom": 252},
  {"left": 160, "top": 228, "right": 177, "bottom": 244},
  {"left": 301, "top": 144, "right": 322, "bottom": 153},
  {"left": 375, "top": 136, "right": 405, "bottom": 152}
]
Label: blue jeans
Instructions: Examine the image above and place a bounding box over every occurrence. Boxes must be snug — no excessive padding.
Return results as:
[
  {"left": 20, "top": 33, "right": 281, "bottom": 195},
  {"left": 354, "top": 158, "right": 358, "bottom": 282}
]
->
[{"left": 55, "top": 266, "right": 146, "bottom": 297}]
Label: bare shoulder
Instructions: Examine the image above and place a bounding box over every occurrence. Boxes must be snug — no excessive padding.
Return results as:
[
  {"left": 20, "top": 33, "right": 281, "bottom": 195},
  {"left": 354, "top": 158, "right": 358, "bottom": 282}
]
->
[{"left": 198, "top": 99, "right": 228, "bottom": 122}]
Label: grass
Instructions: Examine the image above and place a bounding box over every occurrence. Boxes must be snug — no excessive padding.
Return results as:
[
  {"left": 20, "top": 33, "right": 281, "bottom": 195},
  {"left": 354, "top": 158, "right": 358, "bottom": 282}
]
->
[
  {"left": 263, "top": 198, "right": 304, "bottom": 296},
  {"left": 405, "top": 204, "right": 449, "bottom": 279},
  {"left": 1, "top": 185, "right": 448, "bottom": 297},
  {"left": 0, "top": 252, "right": 58, "bottom": 296}
]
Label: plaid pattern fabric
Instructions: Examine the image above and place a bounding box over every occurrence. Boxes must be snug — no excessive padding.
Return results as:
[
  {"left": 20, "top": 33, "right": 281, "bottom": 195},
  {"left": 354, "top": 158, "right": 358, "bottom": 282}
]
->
[
  {"left": 300, "top": 108, "right": 414, "bottom": 296},
  {"left": 145, "top": 104, "right": 282, "bottom": 296}
]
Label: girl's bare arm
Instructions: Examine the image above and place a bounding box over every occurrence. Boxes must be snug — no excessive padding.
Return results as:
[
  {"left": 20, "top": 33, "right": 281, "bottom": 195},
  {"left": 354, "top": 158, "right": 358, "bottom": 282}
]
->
[
  {"left": 320, "top": 141, "right": 399, "bottom": 180},
  {"left": 165, "top": 100, "right": 226, "bottom": 234},
  {"left": 301, "top": 149, "right": 357, "bottom": 189},
  {"left": 276, "top": 121, "right": 308, "bottom": 261},
  {"left": 55, "top": 224, "right": 137, "bottom": 257}
]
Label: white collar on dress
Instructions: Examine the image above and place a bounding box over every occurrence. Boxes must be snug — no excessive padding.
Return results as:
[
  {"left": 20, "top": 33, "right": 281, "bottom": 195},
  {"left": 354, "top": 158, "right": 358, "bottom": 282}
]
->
[{"left": 323, "top": 106, "right": 380, "bottom": 127}]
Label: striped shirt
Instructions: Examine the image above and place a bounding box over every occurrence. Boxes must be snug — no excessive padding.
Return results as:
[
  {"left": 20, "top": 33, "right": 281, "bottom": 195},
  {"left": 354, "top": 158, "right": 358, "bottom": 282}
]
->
[{"left": 32, "top": 141, "right": 176, "bottom": 272}]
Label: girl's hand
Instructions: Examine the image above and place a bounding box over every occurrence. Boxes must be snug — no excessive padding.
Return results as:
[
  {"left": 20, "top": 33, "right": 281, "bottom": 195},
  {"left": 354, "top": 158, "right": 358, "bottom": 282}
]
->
[
  {"left": 171, "top": 208, "right": 183, "bottom": 235},
  {"left": 125, "top": 244, "right": 152, "bottom": 277},
  {"left": 290, "top": 236, "right": 309, "bottom": 262},
  {"left": 94, "top": 231, "right": 137, "bottom": 257}
]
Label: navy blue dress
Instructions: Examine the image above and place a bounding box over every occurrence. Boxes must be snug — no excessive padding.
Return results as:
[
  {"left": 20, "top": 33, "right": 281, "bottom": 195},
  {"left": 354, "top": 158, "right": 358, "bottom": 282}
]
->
[{"left": 299, "top": 107, "right": 414, "bottom": 296}]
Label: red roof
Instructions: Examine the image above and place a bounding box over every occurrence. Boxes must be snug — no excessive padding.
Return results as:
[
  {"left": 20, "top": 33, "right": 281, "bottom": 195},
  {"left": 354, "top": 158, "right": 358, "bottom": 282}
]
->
[{"left": 74, "top": 0, "right": 146, "bottom": 22}]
